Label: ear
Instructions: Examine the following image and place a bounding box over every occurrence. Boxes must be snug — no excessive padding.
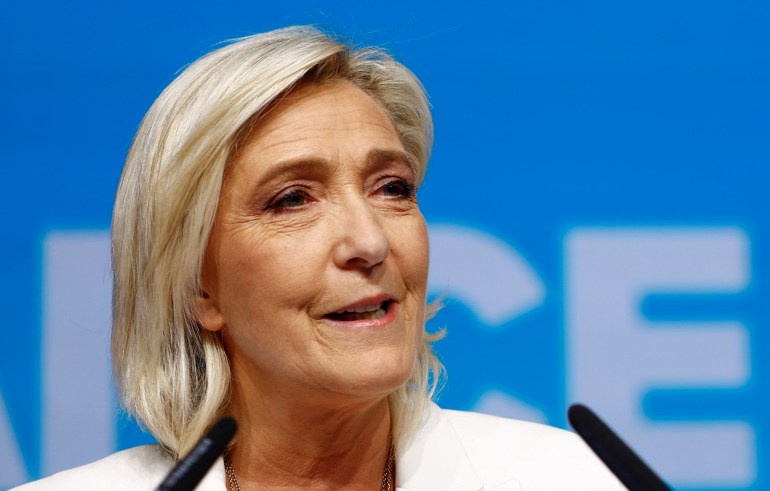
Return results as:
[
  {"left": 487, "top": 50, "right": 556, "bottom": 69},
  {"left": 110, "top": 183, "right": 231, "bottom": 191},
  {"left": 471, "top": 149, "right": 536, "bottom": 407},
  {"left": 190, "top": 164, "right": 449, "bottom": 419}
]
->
[{"left": 196, "top": 284, "right": 225, "bottom": 332}]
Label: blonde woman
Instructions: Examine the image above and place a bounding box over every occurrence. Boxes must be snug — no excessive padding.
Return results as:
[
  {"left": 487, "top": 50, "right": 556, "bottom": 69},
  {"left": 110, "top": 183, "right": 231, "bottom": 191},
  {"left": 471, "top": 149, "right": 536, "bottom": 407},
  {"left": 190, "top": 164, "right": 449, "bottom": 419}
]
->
[{"left": 16, "top": 26, "right": 622, "bottom": 490}]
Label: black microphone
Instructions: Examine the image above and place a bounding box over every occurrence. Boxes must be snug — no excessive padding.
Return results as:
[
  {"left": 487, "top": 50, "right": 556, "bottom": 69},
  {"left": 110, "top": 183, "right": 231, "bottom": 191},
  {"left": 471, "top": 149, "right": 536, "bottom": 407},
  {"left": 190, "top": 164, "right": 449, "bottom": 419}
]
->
[
  {"left": 155, "top": 416, "right": 237, "bottom": 491},
  {"left": 567, "top": 404, "right": 670, "bottom": 491}
]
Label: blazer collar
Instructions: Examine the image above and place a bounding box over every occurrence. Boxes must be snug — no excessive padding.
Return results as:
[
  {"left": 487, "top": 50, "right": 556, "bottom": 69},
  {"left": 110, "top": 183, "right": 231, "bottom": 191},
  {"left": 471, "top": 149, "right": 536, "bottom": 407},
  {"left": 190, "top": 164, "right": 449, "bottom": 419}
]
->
[
  {"left": 198, "top": 404, "right": 483, "bottom": 491},
  {"left": 396, "top": 403, "right": 484, "bottom": 491}
]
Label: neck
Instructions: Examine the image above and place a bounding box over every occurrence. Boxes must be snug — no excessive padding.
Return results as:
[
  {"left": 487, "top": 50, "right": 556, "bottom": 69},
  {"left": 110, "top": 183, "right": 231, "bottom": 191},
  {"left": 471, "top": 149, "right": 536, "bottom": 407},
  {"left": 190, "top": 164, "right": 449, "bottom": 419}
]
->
[{"left": 227, "top": 379, "right": 393, "bottom": 490}]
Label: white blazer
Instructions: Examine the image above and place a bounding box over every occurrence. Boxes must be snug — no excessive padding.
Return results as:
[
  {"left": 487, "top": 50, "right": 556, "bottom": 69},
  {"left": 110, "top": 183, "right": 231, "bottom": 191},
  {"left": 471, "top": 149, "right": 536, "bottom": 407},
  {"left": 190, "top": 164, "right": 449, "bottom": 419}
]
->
[{"left": 14, "top": 403, "right": 624, "bottom": 490}]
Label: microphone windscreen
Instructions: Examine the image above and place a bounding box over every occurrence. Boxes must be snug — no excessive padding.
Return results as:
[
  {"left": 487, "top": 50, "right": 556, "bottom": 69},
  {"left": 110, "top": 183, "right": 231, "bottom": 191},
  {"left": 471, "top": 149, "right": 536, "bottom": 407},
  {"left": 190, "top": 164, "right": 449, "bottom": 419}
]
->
[
  {"left": 155, "top": 416, "right": 237, "bottom": 491},
  {"left": 568, "top": 404, "right": 670, "bottom": 491}
]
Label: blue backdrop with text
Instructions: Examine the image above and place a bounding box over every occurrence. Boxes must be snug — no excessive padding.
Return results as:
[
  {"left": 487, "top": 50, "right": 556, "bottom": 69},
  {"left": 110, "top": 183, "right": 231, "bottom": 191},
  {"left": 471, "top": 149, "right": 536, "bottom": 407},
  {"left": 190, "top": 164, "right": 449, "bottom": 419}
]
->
[{"left": 1, "top": 2, "right": 768, "bottom": 489}]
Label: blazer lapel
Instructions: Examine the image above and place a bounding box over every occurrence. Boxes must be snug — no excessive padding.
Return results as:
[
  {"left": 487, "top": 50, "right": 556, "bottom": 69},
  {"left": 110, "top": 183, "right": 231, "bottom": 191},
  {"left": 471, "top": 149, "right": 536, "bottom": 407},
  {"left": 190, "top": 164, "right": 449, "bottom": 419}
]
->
[{"left": 396, "top": 403, "right": 484, "bottom": 491}]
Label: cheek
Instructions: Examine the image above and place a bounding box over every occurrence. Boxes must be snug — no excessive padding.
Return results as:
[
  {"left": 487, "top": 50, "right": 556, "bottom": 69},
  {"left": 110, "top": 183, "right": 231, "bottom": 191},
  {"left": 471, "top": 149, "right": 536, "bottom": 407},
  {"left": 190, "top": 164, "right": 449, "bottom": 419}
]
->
[
  {"left": 407, "top": 219, "right": 430, "bottom": 337},
  {"left": 408, "top": 218, "right": 430, "bottom": 280},
  {"left": 213, "top": 234, "right": 314, "bottom": 321},
  {"left": 391, "top": 215, "right": 430, "bottom": 298}
]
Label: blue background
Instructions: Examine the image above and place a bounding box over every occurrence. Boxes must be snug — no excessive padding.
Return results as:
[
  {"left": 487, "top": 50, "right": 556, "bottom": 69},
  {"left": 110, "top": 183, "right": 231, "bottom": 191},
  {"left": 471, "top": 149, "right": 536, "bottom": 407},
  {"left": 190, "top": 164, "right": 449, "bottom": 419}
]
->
[{"left": 1, "top": 1, "right": 768, "bottom": 489}]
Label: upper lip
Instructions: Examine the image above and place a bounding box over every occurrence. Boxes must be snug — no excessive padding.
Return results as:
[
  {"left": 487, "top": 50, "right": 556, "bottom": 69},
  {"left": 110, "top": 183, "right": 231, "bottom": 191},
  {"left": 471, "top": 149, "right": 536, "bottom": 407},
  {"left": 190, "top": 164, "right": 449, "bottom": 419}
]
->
[{"left": 325, "top": 293, "right": 395, "bottom": 316}]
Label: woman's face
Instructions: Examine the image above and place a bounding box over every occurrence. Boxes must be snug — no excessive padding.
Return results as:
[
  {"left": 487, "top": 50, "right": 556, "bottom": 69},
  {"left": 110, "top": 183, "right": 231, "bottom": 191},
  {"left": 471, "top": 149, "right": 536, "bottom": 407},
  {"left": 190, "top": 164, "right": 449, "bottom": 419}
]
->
[{"left": 198, "top": 80, "right": 429, "bottom": 404}]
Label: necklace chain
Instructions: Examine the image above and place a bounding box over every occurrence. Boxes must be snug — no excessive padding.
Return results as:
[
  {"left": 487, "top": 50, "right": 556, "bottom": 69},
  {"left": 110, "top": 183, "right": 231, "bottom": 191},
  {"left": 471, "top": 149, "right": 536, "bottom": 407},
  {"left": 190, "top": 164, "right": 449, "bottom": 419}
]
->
[
  {"left": 223, "top": 445, "right": 395, "bottom": 491},
  {"left": 380, "top": 444, "right": 395, "bottom": 491},
  {"left": 224, "top": 450, "right": 241, "bottom": 491}
]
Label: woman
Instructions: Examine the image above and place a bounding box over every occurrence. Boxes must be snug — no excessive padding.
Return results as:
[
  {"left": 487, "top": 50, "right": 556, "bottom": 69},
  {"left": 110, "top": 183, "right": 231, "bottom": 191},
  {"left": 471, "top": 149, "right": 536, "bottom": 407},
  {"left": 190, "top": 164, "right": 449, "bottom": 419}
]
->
[{"left": 17, "top": 26, "right": 621, "bottom": 490}]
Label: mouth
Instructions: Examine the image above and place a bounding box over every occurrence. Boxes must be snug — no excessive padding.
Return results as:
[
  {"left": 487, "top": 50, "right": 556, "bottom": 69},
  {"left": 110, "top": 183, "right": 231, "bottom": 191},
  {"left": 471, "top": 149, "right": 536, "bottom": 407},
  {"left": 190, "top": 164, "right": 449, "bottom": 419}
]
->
[{"left": 323, "top": 300, "right": 393, "bottom": 322}]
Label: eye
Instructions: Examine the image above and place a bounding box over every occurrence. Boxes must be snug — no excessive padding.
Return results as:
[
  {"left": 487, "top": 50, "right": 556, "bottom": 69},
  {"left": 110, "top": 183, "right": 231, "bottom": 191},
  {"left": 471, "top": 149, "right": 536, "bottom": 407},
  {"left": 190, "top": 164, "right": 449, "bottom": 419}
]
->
[
  {"left": 266, "top": 188, "right": 312, "bottom": 211},
  {"left": 378, "top": 178, "right": 416, "bottom": 200}
]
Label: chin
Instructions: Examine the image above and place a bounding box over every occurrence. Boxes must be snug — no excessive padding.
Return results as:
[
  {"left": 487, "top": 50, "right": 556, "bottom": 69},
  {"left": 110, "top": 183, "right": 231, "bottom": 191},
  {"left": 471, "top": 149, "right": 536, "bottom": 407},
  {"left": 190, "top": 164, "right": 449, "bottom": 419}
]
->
[{"left": 332, "top": 351, "right": 416, "bottom": 400}]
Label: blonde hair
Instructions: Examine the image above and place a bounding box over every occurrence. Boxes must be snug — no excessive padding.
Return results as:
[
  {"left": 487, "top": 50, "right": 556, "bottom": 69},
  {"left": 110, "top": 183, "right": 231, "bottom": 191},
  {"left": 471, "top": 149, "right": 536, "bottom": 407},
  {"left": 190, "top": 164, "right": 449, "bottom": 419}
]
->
[{"left": 111, "top": 26, "right": 442, "bottom": 459}]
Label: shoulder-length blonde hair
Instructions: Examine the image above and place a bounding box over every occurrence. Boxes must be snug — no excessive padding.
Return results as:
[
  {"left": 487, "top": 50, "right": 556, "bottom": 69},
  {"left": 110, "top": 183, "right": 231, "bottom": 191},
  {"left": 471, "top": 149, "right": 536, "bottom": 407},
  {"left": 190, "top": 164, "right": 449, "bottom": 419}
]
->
[{"left": 111, "top": 26, "right": 441, "bottom": 459}]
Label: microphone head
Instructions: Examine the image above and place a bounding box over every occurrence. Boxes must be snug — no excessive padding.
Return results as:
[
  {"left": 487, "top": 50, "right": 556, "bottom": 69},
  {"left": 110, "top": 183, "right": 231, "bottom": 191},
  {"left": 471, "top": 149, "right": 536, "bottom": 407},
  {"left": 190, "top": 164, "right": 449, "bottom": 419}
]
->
[
  {"left": 207, "top": 416, "right": 237, "bottom": 447},
  {"left": 568, "top": 404, "right": 670, "bottom": 491},
  {"left": 155, "top": 416, "right": 238, "bottom": 491}
]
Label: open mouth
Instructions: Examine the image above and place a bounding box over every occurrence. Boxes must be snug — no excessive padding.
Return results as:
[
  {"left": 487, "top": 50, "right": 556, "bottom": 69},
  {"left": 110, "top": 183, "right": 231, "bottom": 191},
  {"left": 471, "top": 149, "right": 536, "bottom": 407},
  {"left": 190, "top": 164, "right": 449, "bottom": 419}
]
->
[{"left": 324, "top": 300, "right": 392, "bottom": 321}]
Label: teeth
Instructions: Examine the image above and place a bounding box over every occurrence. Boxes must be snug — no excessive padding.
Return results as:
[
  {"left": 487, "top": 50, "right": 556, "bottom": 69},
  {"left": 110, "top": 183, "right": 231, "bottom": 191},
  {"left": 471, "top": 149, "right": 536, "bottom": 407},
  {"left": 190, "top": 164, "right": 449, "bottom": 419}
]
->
[
  {"left": 328, "top": 301, "right": 388, "bottom": 321},
  {"left": 338, "top": 303, "right": 383, "bottom": 314}
]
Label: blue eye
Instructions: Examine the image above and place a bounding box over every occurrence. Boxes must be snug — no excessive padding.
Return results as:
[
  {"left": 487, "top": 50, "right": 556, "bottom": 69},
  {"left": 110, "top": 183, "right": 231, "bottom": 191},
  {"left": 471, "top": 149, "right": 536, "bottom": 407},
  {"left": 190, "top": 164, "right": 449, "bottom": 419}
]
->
[
  {"left": 380, "top": 179, "right": 416, "bottom": 199},
  {"left": 267, "top": 189, "right": 310, "bottom": 211}
]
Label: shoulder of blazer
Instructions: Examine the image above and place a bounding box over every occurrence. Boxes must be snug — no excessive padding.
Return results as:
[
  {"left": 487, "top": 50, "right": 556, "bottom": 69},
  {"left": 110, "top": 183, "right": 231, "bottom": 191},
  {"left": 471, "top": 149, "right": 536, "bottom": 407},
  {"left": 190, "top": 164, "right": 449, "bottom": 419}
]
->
[
  {"left": 11, "top": 445, "right": 226, "bottom": 491},
  {"left": 440, "top": 408, "right": 625, "bottom": 490}
]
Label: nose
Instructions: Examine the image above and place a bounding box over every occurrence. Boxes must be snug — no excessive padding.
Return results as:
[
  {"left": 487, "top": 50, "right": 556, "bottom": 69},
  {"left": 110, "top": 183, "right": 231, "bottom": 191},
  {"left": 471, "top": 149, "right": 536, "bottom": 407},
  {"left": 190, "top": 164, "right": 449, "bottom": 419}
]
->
[{"left": 332, "top": 198, "right": 390, "bottom": 270}]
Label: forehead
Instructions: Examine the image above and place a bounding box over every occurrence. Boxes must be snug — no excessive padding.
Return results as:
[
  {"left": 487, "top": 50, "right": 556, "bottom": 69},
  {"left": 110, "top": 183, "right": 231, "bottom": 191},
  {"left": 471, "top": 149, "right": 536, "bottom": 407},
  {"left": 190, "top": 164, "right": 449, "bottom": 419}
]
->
[{"left": 235, "top": 80, "right": 402, "bottom": 163}]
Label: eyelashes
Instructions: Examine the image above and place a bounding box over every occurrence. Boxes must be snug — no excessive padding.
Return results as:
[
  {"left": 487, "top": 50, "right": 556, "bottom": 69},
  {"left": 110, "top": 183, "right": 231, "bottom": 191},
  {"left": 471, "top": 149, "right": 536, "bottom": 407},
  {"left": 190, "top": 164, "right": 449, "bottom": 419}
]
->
[
  {"left": 265, "top": 188, "right": 312, "bottom": 212},
  {"left": 379, "top": 179, "right": 417, "bottom": 200},
  {"left": 263, "top": 178, "right": 417, "bottom": 214}
]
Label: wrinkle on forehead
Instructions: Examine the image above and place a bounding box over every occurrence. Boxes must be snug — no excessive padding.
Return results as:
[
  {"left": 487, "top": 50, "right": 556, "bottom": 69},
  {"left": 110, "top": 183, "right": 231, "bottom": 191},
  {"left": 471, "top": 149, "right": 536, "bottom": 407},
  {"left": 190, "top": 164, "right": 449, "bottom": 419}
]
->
[
  {"left": 250, "top": 81, "right": 396, "bottom": 146},
  {"left": 225, "top": 80, "right": 407, "bottom": 183},
  {"left": 227, "top": 81, "right": 407, "bottom": 186}
]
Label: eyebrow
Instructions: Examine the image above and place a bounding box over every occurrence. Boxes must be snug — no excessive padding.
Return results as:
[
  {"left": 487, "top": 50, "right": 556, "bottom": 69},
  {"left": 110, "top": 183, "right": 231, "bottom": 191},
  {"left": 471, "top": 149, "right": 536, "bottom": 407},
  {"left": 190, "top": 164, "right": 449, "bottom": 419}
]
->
[
  {"left": 250, "top": 148, "right": 415, "bottom": 188},
  {"left": 366, "top": 149, "right": 414, "bottom": 172}
]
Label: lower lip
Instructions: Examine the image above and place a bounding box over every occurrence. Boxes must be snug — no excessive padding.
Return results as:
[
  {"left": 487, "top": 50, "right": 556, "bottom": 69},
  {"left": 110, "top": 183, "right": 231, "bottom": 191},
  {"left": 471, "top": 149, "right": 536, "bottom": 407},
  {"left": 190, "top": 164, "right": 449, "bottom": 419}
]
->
[{"left": 321, "top": 302, "right": 398, "bottom": 329}]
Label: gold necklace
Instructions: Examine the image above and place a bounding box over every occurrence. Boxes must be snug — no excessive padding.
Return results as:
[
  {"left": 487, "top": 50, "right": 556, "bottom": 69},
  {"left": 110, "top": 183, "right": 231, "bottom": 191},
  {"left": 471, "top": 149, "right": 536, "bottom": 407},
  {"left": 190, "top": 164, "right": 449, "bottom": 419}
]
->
[
  {"left": 223, "top": 446, "right": 395, "bottom": 491},
  {"left": 224, "top": 451, "right": 241, "bottom": 491},
  {"left": 380, "top": 444, "right": 395, "bottom": 491}
]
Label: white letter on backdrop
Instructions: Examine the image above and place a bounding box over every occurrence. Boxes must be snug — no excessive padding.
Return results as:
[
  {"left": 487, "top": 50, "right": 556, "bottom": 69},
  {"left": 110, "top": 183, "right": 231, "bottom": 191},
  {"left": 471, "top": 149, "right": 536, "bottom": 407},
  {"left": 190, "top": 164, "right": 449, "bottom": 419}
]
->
[
  {"left": 43, "top": 232, "right": 115, "bottom": 475},
  {"left": 565, "top": 227, "right": 754, "bottom": 488}
]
